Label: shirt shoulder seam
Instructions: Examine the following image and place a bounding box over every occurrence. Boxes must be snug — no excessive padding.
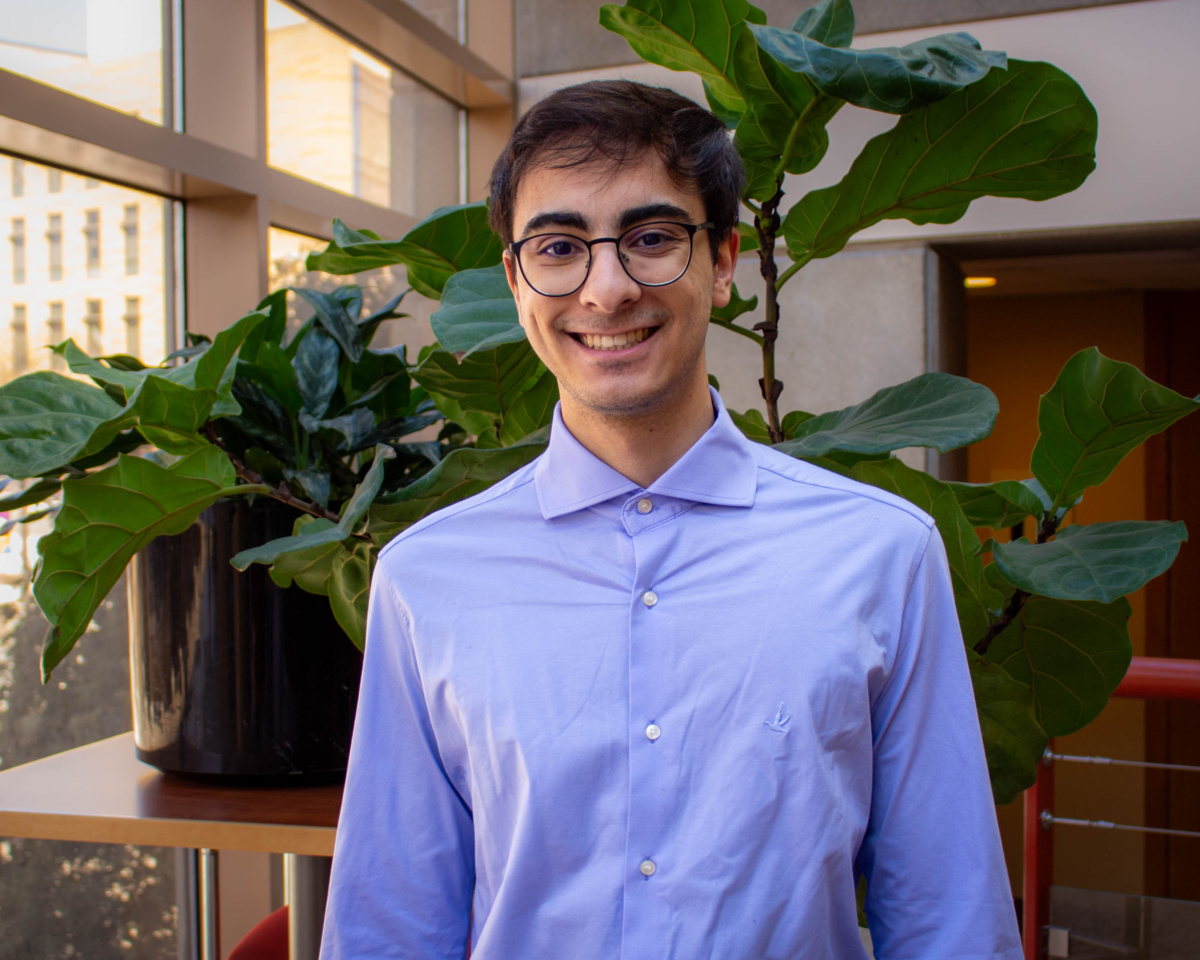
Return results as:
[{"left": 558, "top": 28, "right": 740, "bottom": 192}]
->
[{"left": 755, "top": 456, "right": 935, "bottom": 529}]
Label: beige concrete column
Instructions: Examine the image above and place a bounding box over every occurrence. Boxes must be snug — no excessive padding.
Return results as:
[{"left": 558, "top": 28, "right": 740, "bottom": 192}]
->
[
  {"left": 182, "top": 0, "right": 268, "bottom": 338},
  {"left": 466, "top": 0, "right": 514, "bottom": 201}
]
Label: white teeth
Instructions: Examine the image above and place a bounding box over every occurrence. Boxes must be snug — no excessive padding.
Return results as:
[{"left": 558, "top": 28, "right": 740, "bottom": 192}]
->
[{"left": 580, "top": 328, "right": 651, "bottom": 350}]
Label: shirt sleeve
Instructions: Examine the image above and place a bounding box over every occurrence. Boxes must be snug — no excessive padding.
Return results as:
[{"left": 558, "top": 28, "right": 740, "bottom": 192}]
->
[
  {"left": 320, "top": 563, "right": 474, "bottom": 960},
  {"left": 858, "top": 527, "right": 1022, "bottom": 960}
]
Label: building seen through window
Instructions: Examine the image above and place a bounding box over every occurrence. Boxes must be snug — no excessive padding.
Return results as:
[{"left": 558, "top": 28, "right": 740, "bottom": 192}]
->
[
  {"left": 10, "top": 303, "right": 27, "bottom": 374},
  {"left": 0, "top": 156, "right": 169, "bottom": 383},
  {"left": 84, "top": 208, "right": 101, "bottom": 277},
  {"left": 265, "top": 0, "right": 460, "bottom": 218},
  {"left": 122, "top": 203, "right": 139, "bottom": 275},
  {"left": 123, "top": 295, "right": 140, "bottom": 356},
  {"left": 9, "top": 216, "right": 24, "bottom": 284},
  {"left": 47, "top": 213, "right": 62, "bottom": 281}
]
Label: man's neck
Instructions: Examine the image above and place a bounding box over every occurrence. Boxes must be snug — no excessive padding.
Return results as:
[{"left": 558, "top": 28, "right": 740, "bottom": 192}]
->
[{"left": 559, "top": 384, "right": 716, "bottom": 489}]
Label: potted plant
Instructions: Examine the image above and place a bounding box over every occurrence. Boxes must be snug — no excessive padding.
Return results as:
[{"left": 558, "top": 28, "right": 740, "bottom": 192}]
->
[{"left": 0, "top": 204, "right": 551, "bottom": 776}]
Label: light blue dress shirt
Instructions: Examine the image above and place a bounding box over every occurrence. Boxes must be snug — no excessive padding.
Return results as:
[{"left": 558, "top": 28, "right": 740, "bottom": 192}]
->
[{"left": 320, "top": 390, "right": 1021, "bottom": 960}]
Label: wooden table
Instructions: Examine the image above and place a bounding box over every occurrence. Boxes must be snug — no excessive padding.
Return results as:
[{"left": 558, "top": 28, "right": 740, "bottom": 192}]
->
[{"left": 0, "top": 733, "right": 343, "bottom": 959}]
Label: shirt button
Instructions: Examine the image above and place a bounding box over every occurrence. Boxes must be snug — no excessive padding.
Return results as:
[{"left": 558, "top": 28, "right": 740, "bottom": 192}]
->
[
  {"left": 637, "top": 497, "right": 653, "bottom": 514},
  {"left": 639, "top": 859, "right": 656, "bottom": 877},
  {"left": 645, "top": 724, "right": 661, "bottom": 741},
  {"left": 642, "top": 590, "right": 657, "bottom": 607}
]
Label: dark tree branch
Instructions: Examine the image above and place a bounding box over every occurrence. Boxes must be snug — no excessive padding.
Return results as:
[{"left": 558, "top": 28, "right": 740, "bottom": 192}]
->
[
  {"left": 203, "top": 423, "right": 370, "bottom": 539},
  {"left": 974, "top": 510, "right": 1062, "bottom": 656},
  {"left": 755, "top": 184, "right": 786, "bottom": 443}
]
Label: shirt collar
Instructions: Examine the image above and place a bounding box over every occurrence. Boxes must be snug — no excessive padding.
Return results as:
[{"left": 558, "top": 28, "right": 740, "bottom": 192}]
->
[{"left": 535, "top": 388, "right": 759, "bottom": 520}]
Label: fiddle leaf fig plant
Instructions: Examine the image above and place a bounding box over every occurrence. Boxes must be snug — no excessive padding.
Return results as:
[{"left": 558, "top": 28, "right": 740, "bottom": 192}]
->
[
  {"left": 2, "top": 0, "right": 1196, "bottom": 807},
  {"left": 304, "top": 0, "right": 1198, "bottom": 802}
]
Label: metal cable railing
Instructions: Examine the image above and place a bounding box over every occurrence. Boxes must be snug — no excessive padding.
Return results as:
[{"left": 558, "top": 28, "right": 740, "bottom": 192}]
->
[{"left": 1023, "top": 655, "right": 1200, "bottom": 960}]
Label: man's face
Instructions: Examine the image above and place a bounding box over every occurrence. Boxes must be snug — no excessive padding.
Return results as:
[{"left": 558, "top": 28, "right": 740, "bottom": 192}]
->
[{"left": 503, "top": 153, "right": 737, "bottom": 423}]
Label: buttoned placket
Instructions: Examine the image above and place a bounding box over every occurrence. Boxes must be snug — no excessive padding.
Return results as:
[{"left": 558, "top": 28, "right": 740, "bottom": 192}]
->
[{"left": 619, "top": 491, "right": 688, "bottom": 954}]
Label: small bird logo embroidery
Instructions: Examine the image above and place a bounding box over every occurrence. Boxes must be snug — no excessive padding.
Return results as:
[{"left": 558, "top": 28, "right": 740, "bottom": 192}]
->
[{"left": 764, "top": 704, "right": 791, "bottom": 733}]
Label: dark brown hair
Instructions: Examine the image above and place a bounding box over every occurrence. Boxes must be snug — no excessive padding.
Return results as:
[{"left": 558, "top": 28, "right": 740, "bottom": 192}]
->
[{"left": 488, "top": 80, "right": 744, "bottom": 260}]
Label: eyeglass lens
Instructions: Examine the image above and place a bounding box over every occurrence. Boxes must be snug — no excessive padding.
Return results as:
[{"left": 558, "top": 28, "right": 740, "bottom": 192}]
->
[{"left": 518, "top": 222, "right": 696, "bottom": 296}]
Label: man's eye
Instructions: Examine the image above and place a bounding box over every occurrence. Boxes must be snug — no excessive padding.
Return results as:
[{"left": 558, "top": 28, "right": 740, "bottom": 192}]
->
[
  {"left": 625, "top": 226, "right": 686, "bottom": 253},
  {"left": 535, "top": 237, "right": 585, "bottom": 259}
]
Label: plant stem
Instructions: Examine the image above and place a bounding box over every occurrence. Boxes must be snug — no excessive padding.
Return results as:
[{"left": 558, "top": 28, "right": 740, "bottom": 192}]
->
[
  {"left": 974, "top": 512, "right": 1061, "bottom": 656},
  {"left": 203, "top": 423, "right": 370, "bottom": 538},
  {"left": 754, "top": 183, "right": 786, "bottom": 443},
  {"left": 709, "top": 317, "right": 765, "bottom": 346}
]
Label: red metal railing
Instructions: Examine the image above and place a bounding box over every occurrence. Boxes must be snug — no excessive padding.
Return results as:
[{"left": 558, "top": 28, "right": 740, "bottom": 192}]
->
[{"left": 1022, "top": 656, "right": 1200, "bottom": 960}]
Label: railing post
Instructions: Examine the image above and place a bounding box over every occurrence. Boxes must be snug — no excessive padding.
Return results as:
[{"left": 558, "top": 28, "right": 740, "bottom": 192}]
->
[{"left": 1023, "top": 744, "right": 1054, "bottom": 960}]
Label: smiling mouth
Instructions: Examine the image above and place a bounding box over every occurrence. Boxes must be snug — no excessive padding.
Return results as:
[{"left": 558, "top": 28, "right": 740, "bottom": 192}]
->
[{"left": 571, "top": 327, "right": 659, "bottom": 351}]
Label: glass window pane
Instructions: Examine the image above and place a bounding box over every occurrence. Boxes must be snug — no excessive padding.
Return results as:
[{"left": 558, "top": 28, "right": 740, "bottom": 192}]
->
[
  {"left": 265, "top": 0, "right": 459, "bottom": 217},
  {"left": 0, "top": 0, "right": 164, "bottom": 124},
  {"left": 0, "top": 156, "right": 173, "bottom": 383}
]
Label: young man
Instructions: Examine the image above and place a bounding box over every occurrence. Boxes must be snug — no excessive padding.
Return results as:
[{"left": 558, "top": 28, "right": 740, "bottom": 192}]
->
[{"left": 320, "top": 81, "right": 1021, "bottom": 959}]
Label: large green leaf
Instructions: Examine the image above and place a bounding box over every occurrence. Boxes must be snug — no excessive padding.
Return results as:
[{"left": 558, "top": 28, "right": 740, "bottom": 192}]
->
[
  {"left": 293, "top": 288, "right": 364, "bottom": 362},
  {"left": 292, "top": 328, "right": 341, "bottom": 418},
  {"left": 598, "top": 0, "right": 766, "bottom": 112},
  {"left": 230, "top": 445, "right": 396, "bottom": 569},
  {"left": 414, "top": 341, "right": 544, "bottom": 421},
  {"left": 33, "top": 447, "right": 252, "bottom": 679},
  {"left": 986, "top": 586, "right": 1132, "bottom": 739},
  {"left": 783, "top": 60, "right": 1097, "bottom": 264},
  {"left": 748, "top": 26, "right": 1005, "bottom": 114},
  {"left": 850, "top": 457, "right": 1000, "bottom": 643},
  {"left": 124, "top": 376, "right": 216, "bottom": 453},
  {"left": 0, "top": 373, "right": 124, "bottom": 478},
  {"left": 56, "top": 308, "right": 266, "bottom": 401},
  {"left": 946, "top": 478, "right": 1045, "bottom": 529},
  {"left": 970, "top": 654, "right": 1047, "bottom": 804},
  {"left": 774, "top": 372, "right": 997, "bottom": 459},
  {"left": 990, "top": 520, "right": 1188, "bottom": 605},
  {"left": 268, "top": 516, "right": 340, "bottom": 595},
  {"left": 732, "top": 27, "right": 843, "bottom": 197},
  {"left": 498, "top": 367, "right": 559, "bottom": 445},
  {"left": 305, "top": 203, "right": 503, "bottom": 298},
  {"left": 790, "top": 0, "right": 853, "bottom": 47},
  {"left": 1032, "top": 348, "right": 1199, "bottom": 514},
  {"left": 328, "top": 541, "right": 373, "bottom": 650},
  {"left": 430, "top": 264, "right": 524, "bottom": 357},
  {"left": 369, "top": 436, "right": 548, "bottom": 543}
]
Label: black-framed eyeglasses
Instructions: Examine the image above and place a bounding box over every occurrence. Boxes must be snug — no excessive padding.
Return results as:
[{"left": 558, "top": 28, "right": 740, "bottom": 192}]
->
[{"left": 509, "top": 221, "right": 714, "bottom": 298}]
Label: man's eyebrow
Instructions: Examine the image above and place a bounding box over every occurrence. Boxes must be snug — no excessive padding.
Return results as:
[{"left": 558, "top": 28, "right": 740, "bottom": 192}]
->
[
  {"left": 520, "top": 211, "right": 590, "bottom": 237},
  {"left": 618, "top": 203, "right": 694, "bottom": 232}
]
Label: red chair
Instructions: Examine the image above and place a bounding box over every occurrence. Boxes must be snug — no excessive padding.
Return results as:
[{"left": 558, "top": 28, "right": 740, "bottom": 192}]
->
[{"left": 227, "top": 905, "right": 289, "bottom": 960}]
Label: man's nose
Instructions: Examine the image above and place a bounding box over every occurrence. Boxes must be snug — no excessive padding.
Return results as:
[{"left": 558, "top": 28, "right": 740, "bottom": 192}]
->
[{"left": 578, "top": 241, "right": 641, "bottom": 313}]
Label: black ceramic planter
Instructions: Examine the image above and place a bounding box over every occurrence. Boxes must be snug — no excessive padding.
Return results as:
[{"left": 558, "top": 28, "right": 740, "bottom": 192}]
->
[{"left": 128, "top": 498, "right": 363, "bottom": 780}]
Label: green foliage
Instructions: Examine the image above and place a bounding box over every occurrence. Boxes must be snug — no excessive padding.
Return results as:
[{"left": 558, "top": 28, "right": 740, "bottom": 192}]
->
[
  {"left": 305, "top": 203, "right": 503, "bottom": 298},
  {"left": 782, "top": 59, "right": 1097, "bottom": 265},
  {"left": 34, "top": 447, "right": 252, "bottom": 680},
  {"left": 969, "top": 654, "right": 1048, "bottom": 805},
  {"left": 945, "top": 479, "right": 1045, "bottom": 530},
  {"left": 775, "top": 373, "right": 998, "bottom": 459},
  {"left": 430, "top": 264, "right": 524, "bottom": 356},
  {"left": 990, "top": 521, "right": 1188, "bottom": 605},
  {"left": 850, "top": 458, "right": 1000, "bottom": 643},
  {"left": 986, "top": 582, "right": 1133, "bottom": 739},
  {"left": 1031, "top": 347, "right": 1199, "bottom": 515}
]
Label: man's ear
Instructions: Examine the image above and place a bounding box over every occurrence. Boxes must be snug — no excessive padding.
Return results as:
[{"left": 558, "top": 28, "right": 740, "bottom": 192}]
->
[
  {"left": 710, "top": 229, "right": 740, "bottom": 309},
  {"left": 503, "top": 250, "right": 521, "bottom": 302}
]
